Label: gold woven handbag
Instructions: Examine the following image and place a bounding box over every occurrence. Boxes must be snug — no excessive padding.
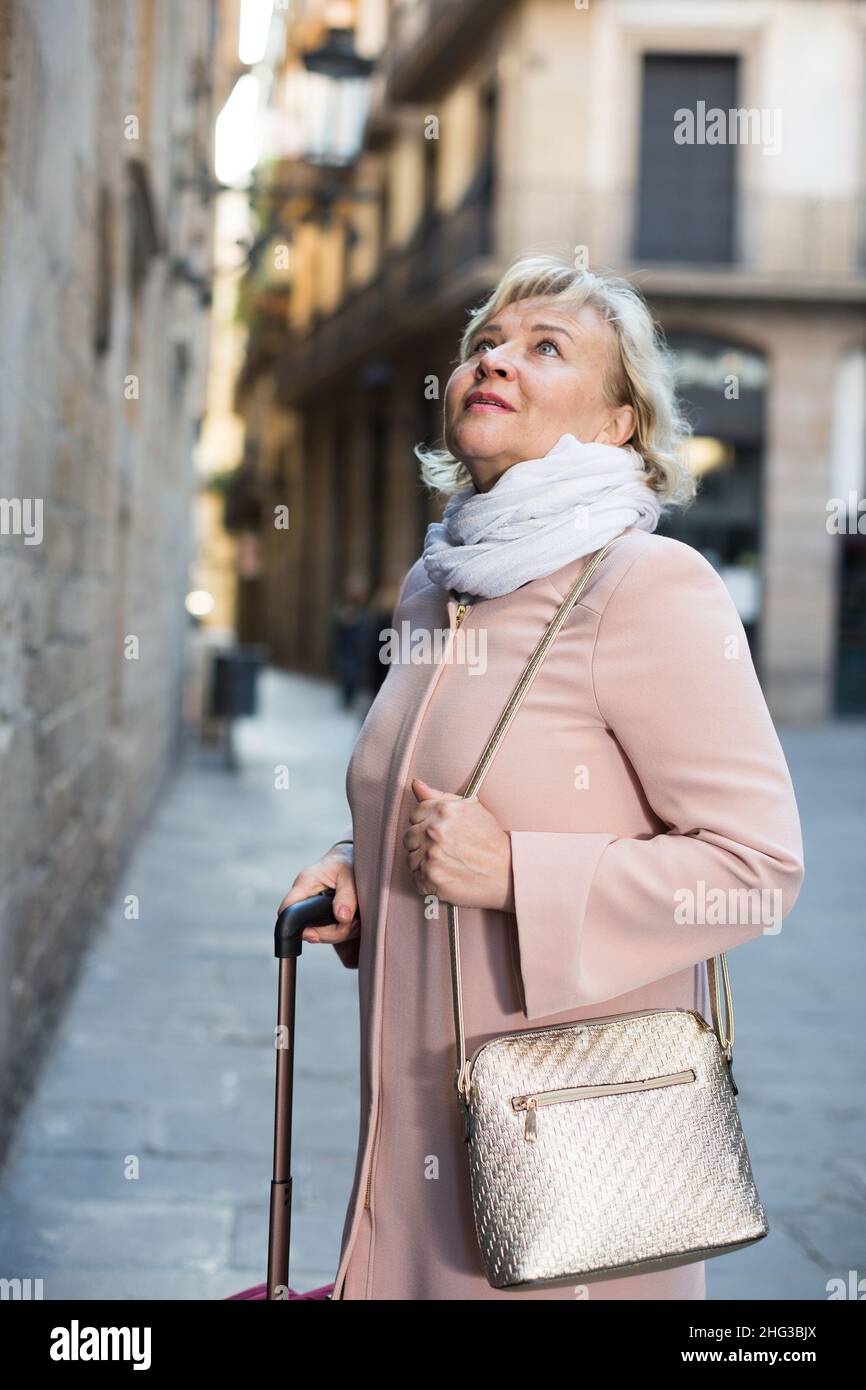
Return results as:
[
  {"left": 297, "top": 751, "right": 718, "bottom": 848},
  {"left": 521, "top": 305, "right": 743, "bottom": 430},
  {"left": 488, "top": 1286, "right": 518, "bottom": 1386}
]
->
[{"left": 447, "top": 541, "right": 769, "bottom": 1291}]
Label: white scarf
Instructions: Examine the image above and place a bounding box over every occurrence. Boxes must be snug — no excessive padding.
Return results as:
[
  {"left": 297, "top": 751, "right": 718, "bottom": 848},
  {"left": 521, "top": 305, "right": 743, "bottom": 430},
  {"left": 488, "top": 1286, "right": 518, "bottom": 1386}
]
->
[{"left": 421, "top": 433, "right": 662, "bottom": 600}]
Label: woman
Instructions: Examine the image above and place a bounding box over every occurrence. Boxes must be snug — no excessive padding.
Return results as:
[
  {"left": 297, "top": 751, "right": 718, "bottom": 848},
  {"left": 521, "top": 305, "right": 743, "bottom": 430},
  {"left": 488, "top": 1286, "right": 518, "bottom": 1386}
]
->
[{"left": 278, "top": 254, "right": 805, "bottom": 1301}]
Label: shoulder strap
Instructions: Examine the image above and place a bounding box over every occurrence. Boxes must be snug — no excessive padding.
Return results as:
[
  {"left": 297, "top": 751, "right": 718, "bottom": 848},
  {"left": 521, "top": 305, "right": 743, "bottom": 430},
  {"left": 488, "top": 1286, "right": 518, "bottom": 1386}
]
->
[{"left": 447, "top": 540, "right": 734, "bottom": 1107}]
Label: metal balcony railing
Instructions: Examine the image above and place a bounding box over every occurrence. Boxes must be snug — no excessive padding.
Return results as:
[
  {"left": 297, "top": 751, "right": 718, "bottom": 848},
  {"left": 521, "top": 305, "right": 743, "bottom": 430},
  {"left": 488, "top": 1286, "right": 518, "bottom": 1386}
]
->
[
  {"left": 382, "top": 0, "right": 511, "bottom": 101},
  {"left": 274, "top": 178, "right": 494, "bottom": 397},
  {"left": 503, "top": 182, "right": 866, "bottom": 283}
]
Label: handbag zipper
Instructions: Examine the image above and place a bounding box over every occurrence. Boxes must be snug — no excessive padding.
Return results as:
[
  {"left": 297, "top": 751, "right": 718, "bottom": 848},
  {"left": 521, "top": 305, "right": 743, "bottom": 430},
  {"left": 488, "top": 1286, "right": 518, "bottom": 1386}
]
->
[{"left": 510, "top": 1068, "right": 697, "bottom": 1141}]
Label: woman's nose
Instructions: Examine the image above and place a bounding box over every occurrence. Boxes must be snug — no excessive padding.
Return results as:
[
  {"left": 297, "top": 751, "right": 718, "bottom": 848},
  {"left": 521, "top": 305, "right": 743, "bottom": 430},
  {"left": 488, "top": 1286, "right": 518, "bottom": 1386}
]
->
[{"left": 476, "top": 350, "right": 515, "bottom": 378}]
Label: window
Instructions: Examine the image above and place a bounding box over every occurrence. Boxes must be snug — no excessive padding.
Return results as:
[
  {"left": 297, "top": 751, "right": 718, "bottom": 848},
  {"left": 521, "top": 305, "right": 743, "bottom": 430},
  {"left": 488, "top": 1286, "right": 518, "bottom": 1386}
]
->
[{"left": 635, "top": 54, "right": 738, "bottom": 265}]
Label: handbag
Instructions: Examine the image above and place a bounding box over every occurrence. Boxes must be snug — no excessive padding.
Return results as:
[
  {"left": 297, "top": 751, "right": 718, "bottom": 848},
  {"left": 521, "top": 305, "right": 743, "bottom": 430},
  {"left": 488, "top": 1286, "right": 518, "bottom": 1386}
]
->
[{"left": 446, "top": 540, "right": 769, "bottom": 1291}]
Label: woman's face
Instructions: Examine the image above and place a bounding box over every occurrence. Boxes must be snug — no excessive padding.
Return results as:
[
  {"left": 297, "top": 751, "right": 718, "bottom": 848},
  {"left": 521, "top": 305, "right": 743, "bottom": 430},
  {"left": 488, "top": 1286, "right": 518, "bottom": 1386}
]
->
[{"left": 443, "top": 296, "right": 636, "bottom": 493}]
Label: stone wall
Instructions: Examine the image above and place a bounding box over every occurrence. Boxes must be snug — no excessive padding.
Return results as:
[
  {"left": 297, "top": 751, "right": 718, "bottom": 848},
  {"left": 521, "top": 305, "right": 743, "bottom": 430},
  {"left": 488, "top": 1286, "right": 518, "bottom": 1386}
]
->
[{"left": 0, "top": 0, "right": 230, "bottom": 1165}]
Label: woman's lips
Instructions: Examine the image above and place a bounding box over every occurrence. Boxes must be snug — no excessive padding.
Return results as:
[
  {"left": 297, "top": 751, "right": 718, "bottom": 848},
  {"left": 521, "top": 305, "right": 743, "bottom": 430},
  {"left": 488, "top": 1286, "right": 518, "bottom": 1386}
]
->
[{"left": 464, "top": 400, "right": 515, "bottom": 412}]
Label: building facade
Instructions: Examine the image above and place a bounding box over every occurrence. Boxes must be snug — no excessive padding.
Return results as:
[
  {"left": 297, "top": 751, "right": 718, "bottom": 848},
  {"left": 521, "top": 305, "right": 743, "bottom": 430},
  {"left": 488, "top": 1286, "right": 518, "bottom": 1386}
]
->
[{"left": 235, "top": 0, "right": 866, "bottom": 722}]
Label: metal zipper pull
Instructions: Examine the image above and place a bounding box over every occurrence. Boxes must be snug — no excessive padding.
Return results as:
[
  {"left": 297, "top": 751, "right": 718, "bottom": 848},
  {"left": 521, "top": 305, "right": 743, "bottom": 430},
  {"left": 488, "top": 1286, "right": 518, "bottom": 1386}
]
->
[
  {"left": 725, "top": 1053, "right": 738, "bottom": 1096},
  {"left": 455, "top": 602, "right": 467, "bottom": 628},
  {"left": 523, "top": 1097, "right": 538, "bottom": 1142}
]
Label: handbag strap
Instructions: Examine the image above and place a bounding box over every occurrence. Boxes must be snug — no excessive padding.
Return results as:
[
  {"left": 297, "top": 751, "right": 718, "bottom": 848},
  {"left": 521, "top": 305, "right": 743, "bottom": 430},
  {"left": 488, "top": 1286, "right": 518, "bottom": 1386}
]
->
[{"left": 446, "top": 540, "right": 735, "bottom": 1109}]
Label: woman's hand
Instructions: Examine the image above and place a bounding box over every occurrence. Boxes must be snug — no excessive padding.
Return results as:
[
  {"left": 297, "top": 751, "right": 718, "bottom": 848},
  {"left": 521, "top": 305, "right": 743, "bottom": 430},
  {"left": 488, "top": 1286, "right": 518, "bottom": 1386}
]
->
[
  {"left": 404, "top": 777, "right": 515, "bottom": 912},
  {"left": 277, "top": 842, "right": 360, "bottom": 946}
]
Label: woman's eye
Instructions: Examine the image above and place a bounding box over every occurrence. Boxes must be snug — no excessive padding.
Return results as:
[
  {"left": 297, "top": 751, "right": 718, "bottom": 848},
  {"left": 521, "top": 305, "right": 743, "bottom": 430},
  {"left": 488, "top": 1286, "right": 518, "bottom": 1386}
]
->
[{"left": 468, "top": 335, "right": 560, "bottom": 358}]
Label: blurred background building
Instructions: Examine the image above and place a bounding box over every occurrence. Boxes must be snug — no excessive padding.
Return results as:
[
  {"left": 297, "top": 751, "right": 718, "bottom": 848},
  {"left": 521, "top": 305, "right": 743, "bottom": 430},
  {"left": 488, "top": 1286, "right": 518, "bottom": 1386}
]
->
[
  {"left": 207, "top": 0, "right": 866, "bottom": 724},
  {"left": 0, "top": 0, "right": 240, "bottom": 1162}
]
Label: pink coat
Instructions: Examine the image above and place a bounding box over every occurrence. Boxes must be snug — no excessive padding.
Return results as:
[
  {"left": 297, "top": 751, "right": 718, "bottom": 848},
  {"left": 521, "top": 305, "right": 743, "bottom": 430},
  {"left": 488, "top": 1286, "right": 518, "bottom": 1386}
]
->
[{"left": 328, "top": 528, "right": 804, "bottom": 1300}]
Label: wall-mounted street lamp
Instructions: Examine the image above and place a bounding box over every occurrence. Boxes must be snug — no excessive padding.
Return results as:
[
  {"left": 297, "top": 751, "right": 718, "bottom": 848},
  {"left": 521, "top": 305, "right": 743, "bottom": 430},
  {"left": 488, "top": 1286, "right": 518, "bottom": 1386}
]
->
[
  {"left": 300, "top": 25, "right": 375, "bottom": 168},
  {"left": 174, "top": 16, "right": 378, "bottom": 278}
]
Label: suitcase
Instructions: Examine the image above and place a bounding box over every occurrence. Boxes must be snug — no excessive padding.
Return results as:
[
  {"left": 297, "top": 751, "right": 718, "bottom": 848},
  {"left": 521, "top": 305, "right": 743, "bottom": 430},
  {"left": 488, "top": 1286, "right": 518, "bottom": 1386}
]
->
[{"left": 225, "top": 887, "right": 341, "bottom": 1301}]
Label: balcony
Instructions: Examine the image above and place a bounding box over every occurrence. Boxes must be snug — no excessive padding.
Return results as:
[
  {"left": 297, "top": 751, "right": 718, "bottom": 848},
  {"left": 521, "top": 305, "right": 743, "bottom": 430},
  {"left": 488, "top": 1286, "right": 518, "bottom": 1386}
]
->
[
  {"left": 382, "top": 0, "right": 512, "bottom": 103},
  {"left": 275, "top": 178, "right": 496, "bottom": 399},
  {"left": 271, "top": 178, "right": 866, "bottom": 404},
  {"left": 502, "top": 183, "right": 866, "bottom": 300}
]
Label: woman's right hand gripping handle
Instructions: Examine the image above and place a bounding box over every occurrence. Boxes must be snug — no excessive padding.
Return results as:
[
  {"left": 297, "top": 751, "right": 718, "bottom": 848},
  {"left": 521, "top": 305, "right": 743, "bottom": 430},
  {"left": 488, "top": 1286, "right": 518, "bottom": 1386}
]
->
[{"left": 277, "top": 841, "right": 361, "bottom": 967}]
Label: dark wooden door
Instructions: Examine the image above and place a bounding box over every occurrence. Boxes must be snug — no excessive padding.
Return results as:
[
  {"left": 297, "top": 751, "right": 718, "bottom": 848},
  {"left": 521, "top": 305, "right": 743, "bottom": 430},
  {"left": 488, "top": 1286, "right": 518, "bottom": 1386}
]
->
[{"left": 635, "top": 53, "right": 738, "bottom": 264}]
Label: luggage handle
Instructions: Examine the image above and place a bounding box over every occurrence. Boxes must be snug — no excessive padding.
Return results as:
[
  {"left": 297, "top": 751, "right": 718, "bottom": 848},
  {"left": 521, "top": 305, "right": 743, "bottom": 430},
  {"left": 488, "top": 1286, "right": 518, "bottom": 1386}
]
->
[
  {"left": 268, "top": 886, "right": 340, "bottom": 1299},
  {"left": 275, "top": 886, "right": 337, "bottom": 958}
]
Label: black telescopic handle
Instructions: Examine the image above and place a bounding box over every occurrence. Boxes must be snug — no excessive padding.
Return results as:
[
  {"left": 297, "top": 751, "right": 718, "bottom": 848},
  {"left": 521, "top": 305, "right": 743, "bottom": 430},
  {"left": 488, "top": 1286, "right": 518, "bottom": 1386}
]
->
[
  {"left": 267, "top": 886, "right": 339, "bottom": 1298},
  {"left": 274, "top": 887, "right": 337, "bottom": 959}
]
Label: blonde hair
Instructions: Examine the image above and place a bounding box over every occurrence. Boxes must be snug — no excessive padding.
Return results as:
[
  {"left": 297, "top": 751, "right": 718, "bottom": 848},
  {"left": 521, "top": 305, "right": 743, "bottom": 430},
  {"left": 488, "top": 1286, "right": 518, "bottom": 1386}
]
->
[{"left": 415, "top": 253, "right": 696, "bottom": 506}]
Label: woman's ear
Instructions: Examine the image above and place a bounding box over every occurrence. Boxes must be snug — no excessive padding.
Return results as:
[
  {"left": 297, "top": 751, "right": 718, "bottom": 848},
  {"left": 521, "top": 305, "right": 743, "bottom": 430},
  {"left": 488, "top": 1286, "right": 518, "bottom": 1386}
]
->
[{"left": 596, "top": 404, "right": 636, "bottom": 448}]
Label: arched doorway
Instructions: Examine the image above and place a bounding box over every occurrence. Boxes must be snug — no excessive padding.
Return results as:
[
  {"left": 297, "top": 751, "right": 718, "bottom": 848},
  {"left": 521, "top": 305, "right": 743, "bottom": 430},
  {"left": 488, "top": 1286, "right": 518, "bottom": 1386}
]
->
[
  {"left": 829, "top": 344, "right": 866, "bottom": 715},
  {"left": 661, "top": 331, "right": 767, "bottom": 662}
]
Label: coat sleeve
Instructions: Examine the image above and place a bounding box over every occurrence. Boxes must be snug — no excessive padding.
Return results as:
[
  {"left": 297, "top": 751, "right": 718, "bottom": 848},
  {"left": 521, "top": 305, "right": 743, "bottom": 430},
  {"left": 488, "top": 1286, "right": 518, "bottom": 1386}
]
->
[
  {"left": 330, "top": 560, "right": 425, "bottom": 971},
  {"left": 508, "top": 539, "right": 805, "bottom": 1020},
  {"left": 330, "top": 823, "right": 359, "bottom": 970}
]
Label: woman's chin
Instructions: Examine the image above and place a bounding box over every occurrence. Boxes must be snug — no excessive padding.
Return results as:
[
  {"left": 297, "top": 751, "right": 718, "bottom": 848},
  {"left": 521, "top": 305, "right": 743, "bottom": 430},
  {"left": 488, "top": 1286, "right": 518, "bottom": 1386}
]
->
[{"left": 449, "top": 416, "right": 520, "bottom": 459}]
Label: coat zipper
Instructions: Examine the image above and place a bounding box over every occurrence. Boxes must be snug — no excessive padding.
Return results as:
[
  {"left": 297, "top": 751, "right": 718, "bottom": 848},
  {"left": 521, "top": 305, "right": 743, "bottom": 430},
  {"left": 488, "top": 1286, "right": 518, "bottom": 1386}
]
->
[
  {"left": 510, "top": 1068, "right": 697, "bottom": 1141},
  {"left": 362, "top": 594, "right": 471, "bottom": 1215},
  {"left": 363, "top": 1114, "right": 377, "bottom": 1208}
]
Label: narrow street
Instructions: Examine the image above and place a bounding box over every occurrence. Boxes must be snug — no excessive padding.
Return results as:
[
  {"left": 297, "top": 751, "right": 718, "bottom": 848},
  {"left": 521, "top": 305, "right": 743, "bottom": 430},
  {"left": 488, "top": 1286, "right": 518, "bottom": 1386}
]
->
[
  {"left": 0, "top": 670, "right": 862, "bottom": 1300},
  {"left": 0, "top": 669, "right": 363, "bottom": 1298}
]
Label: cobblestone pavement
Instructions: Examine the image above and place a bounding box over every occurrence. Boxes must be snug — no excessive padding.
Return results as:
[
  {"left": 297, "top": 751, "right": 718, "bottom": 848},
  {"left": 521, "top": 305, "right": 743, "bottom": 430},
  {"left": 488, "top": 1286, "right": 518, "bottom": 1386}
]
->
[{"left": 0, "top": 670, "right": 863, "bottom": 1301}]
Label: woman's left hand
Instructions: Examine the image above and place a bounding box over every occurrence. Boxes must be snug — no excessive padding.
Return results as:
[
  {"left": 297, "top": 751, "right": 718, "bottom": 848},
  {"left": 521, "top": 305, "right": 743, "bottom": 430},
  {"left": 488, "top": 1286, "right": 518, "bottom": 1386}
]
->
[{"left": 404, "top": 777, "right": 515, "bottom": 912}]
